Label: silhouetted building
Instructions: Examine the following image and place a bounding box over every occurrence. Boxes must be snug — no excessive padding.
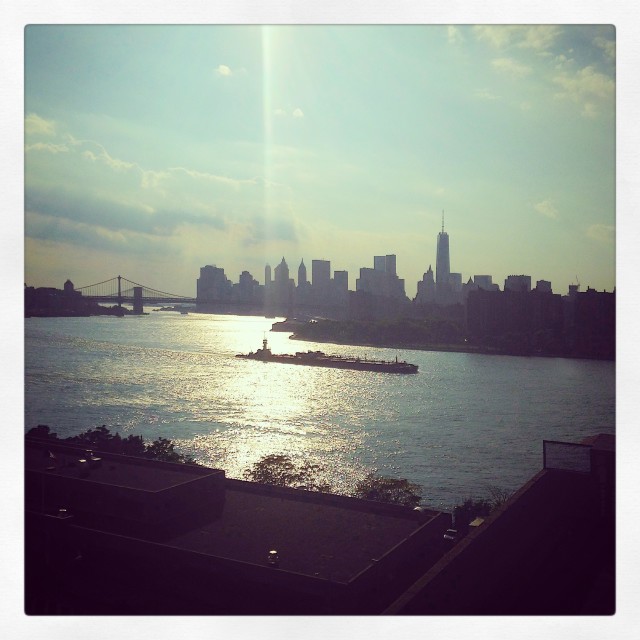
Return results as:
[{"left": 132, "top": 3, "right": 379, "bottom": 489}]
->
[
  {"left": 197, "top": 265, "right": 232, "bottom": 303},
  {"left": 504, "top": 274, "right": 531, "bottom": 293},
  {"left": 234, "top": 270, "right": 261, "bottom": 304},
  {"left": 311, "top": 259, "right": 331, "bottom": 302},
  {"left": 298, "top": 259, "right": 308, "bottom": 286},
  {"left": 356, "top": 255, "right": 405, "bottom": 300},
  {"left": 535, "top": 280, "right": 552, "bottom": 293},
  {"left": 415, "top": 266, "right": 436, "bottom": 304},
  {"left": 567, "top": 288, "right": 615, "bottom": 359},
  {"left": 467, "top": 288, "right": 564, "bottom": 355},
  {"left": 333, "top": 270, "right": 348, "bottom": 293},
  {"left": 24, "top": 281, "right": 123, "bottom": 317},
  {"left": 435, "top": 212, "right": 451, "bottom": 303}
]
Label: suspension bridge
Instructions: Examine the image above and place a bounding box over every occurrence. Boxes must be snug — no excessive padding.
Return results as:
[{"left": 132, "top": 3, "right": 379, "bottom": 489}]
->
[{"left": 75, "top": 276, "right": 196, "bottom": 314}]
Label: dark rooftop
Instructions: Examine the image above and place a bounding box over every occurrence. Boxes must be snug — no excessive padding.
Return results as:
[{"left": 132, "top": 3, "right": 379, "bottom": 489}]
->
[
  {"left": 166, "top": 485, "right": 430, "bottom": 582},
  {"left": 25, "top": 440, "right": 216, "bottom": 492}
]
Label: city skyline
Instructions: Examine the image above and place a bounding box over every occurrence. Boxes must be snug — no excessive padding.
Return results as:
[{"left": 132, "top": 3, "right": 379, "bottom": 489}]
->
[{"left": 24, "top": 24, "right": 616, "bottom": 298}]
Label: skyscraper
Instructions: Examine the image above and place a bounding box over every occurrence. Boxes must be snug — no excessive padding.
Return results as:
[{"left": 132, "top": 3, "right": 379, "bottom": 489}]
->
[
  {"left": 298, "top": 259, "right": 307, "bottom": 286},
  {"left": 436, "top": 211, "right": 450, "bottom": 289}
]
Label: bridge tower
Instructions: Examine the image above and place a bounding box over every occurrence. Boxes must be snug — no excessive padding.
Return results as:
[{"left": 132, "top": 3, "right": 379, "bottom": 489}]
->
[
  {"left": 133, "top": 286, "right": 144, "bottom": 315},
  {"left": 117, "top": 275, "right": 123, "bottom": 311}
]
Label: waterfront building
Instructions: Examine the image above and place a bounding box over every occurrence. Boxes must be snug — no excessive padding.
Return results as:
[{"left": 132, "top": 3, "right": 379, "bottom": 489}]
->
[
  {"left": 504, "top": 275, "right": 532, "bottom": 293},
  {"left": 312, "top": 259, "right": 331, "bottom": 291},
  {"left": 333, "top": 270, "right": 348, "bottom": 292},
  {"left": 433, "top": 212, "right": 462, "bottom": 305},
  {"left": 235, "top": 270, "right": 261, "bottom": 303},
  {"left": 265, "top": 264, "right": 272, "bottom": 286},
  {"left": 536, "top": 280, "right": 552, "bottom": 293},
  {"left": 473, "top": 275, "right": 498, "bottom": 291},
  {"left": 436, "top": 212, "right": 450, "bottom": 295},
  {"left": 356, "top": 255, "right": 406, "bottom": 300},
  {"left": 415, "top": 266, "right": 436, "bottom": 304},
  {"left": 298, "top": 259, "right": 308, "bottom": 286},
  {"left": 197, "top": 265, "right": 232, "bottom": 303}
]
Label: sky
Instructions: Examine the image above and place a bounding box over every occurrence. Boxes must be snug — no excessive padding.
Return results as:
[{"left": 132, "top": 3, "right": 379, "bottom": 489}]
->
[{"left": 24, "top": 24, "right": 616, "bottom": 298}]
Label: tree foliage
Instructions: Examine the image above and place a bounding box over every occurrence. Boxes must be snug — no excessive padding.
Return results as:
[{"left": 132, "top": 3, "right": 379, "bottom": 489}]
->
[
  {"left": 453, "top": 486, "right": 513, "bottom": 529},
  {"left": 25, "top": 424, "right": 197, "bottom": 465},
  {"left": 243, "top": 454, "right": 423, "bottom": 506},
  {"left": 353, "top": 473, "right": 423, "bottom": 507},
  {"left": 243, "top": 454, "right": 330, "bottom": 491}
]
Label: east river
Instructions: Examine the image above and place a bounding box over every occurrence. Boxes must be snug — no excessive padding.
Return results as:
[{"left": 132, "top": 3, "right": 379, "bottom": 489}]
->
[{"left": 24, "top": 312, "right": 615, "bottom": 511}]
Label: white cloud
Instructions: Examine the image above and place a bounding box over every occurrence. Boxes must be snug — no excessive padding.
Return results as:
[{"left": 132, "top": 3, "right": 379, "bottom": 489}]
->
[
  {"left": 587, "top": 224, "right": 614, "bottom": 243},
  {"left": 447, "top": 26, "right": 463, "bottom": 45},
  {"left": 594, "top": 36, "right": 615, "bottom": 62},
  {"left": 475, "top": 88, "right": 500, "bottom": 101},
  {"left": 534, "top": 200, "right": 558, "bottom": 219},
  {"left": 518, "top": 26, "right": 563, "bottom": 52},
  {"left": 25, "top": 142, "right": 69, "bottom": 154},
  {"left": 553, "top": 65, "right": 614, "bottom": 117},
  {"left": 25, "top": 113, "right": 56, "bottom": 136},
  {"left": 474, "top": 25, "right": 561, "bottom": 53},
  {"left": 491, "top": 57, "right": 532, "bottom": 78},
  {"left": 216, "top": 64, "right": 233, "bottom": 77},
  {"left": 273, "top": 108, "right": 305, "bottom": 118},
  {"left": 473, "top": 25, "right": 515, "bottom": 49}
]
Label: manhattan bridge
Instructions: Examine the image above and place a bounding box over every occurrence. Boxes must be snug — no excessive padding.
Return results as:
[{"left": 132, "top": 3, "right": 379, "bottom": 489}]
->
[{"left": 75, "top": 276, "right": 195, "bottom": 314}]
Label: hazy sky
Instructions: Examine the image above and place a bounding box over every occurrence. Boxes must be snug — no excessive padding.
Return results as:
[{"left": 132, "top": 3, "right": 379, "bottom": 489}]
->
[{"left": 24, "top": 24, "right": 616, "bottom": 297}]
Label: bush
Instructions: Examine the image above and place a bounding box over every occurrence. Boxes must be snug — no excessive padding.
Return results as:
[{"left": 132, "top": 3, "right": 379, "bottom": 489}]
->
[
  {"left": 353, "top": 473, "right": 423, "bottom": 507},
  {"left": 243, "top": 454, "right": 330, "bottom": 491},
  {"left": 243, "top": 455, "right": 423, "bottom": 506},
  {"left": 25, "top": 424, "right": 197, "bottom": 465}
]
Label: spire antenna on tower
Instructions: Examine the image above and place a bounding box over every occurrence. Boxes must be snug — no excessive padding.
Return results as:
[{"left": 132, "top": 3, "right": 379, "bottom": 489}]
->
[{"left": 442, "top": 210, "right": 445, "bottom": 233}]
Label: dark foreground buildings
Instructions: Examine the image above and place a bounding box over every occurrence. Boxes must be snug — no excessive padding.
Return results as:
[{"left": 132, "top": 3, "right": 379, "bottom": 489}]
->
[{"left": 25, "top": 433, "right": 614, "bottom": 615}]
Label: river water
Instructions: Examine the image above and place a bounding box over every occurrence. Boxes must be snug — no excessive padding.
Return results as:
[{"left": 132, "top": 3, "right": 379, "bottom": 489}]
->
[{"left": 24, "top": 312, "right": 615, "bottom": 510}]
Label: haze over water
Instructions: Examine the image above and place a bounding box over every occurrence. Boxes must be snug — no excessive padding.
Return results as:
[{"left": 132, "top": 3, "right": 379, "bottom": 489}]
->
[{"left": 24, "top": 312, "right": 615, "bottom": 510}]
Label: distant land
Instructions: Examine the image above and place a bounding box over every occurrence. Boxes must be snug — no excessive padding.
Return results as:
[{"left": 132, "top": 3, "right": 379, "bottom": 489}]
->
[{"left": 283, "top": 313, "right": 615, "bottom": 361}]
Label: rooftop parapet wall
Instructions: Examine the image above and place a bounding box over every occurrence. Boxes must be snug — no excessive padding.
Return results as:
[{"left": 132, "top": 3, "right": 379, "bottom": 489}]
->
[
  {"left": 25, "top": 439, "right": 225, "bottom": 533},
  {"left": 384, "top": 467, "right": 600, "bottom": 615},
  {"left": 224, "top": 477, "right": 440, "bottom": 520}
]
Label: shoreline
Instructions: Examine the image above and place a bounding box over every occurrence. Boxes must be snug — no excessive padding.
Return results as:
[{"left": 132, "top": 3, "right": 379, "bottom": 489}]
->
[{"left": 288, "top": 333, "right": 614, "bottom": 362}]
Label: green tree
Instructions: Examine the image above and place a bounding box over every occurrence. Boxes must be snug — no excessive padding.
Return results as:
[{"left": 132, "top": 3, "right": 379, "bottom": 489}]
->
[
  {"left": 26, "top": 425, "right": 197, "bottom": 465},
  {"left": 243, "top": 454, "right": 330, "bottom": 491},
  {"left": 144, "top": 437, "right": 197, "bottom": 464},
  {"left": 353, "top": 473, "right": 423, "bottom": 507}
]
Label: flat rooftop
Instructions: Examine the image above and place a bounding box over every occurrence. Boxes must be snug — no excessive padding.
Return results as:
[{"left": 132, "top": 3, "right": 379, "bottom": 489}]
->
[
  {"left": 166, "top": 486, "right": 431, "bottom": 583},
  {"left": 25, "top": 440, "right": 217, "bottom": 492}
]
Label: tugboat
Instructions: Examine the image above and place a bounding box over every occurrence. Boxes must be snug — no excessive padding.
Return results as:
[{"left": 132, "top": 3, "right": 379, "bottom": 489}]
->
[{"left": 236, "top": 338, "right": 418, "bottom": 374}]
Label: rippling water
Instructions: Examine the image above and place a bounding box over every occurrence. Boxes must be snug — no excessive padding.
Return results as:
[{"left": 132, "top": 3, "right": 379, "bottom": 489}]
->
[{"left": 24, "top": 312, "right": 615, "bottom": 510}]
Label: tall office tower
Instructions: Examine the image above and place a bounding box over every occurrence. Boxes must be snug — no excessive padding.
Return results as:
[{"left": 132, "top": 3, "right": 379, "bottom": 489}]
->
[
  {"left": 197, "top": 265, "right": 231, "bottom": 302},
  {"left": 298, "top": 259, "right": 307, "bottom": 286},
  {"left": 436, "top": 211, "right": 450, "bottom": 288},
  {"left": 415, "top": 266, "right": 436, "bottom": 304},
  {"left": 312, "top": 259, "right": 331, "bottom": 291},
  {"left": 385, "top": 254, "right": 397, "bottom": 277},
  {"left": 504, "top": 274, "right": 531, "bottom": 292},
  {"left": 373, "top": 255, "right": 397, "bottom": 276},
  {"left": 265, "top": 264, "right": 272, "bottom": 286},
  {"left": 333, "top": 270, "right": 348, "bottom": 292},
  {"left": 474, "top": 275, "right": 495, "bottom": 291},
  {"left": 374, "top": 255, "right": 386, "bottom": 272},
  {"left": 274, "top": 257, "right": 290, "bottom": 283}
]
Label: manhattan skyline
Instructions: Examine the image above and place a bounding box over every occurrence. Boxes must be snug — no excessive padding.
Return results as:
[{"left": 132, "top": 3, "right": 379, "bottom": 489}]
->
[{"left": 24, "top": 24, "right": 616, "bottom": 298}]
